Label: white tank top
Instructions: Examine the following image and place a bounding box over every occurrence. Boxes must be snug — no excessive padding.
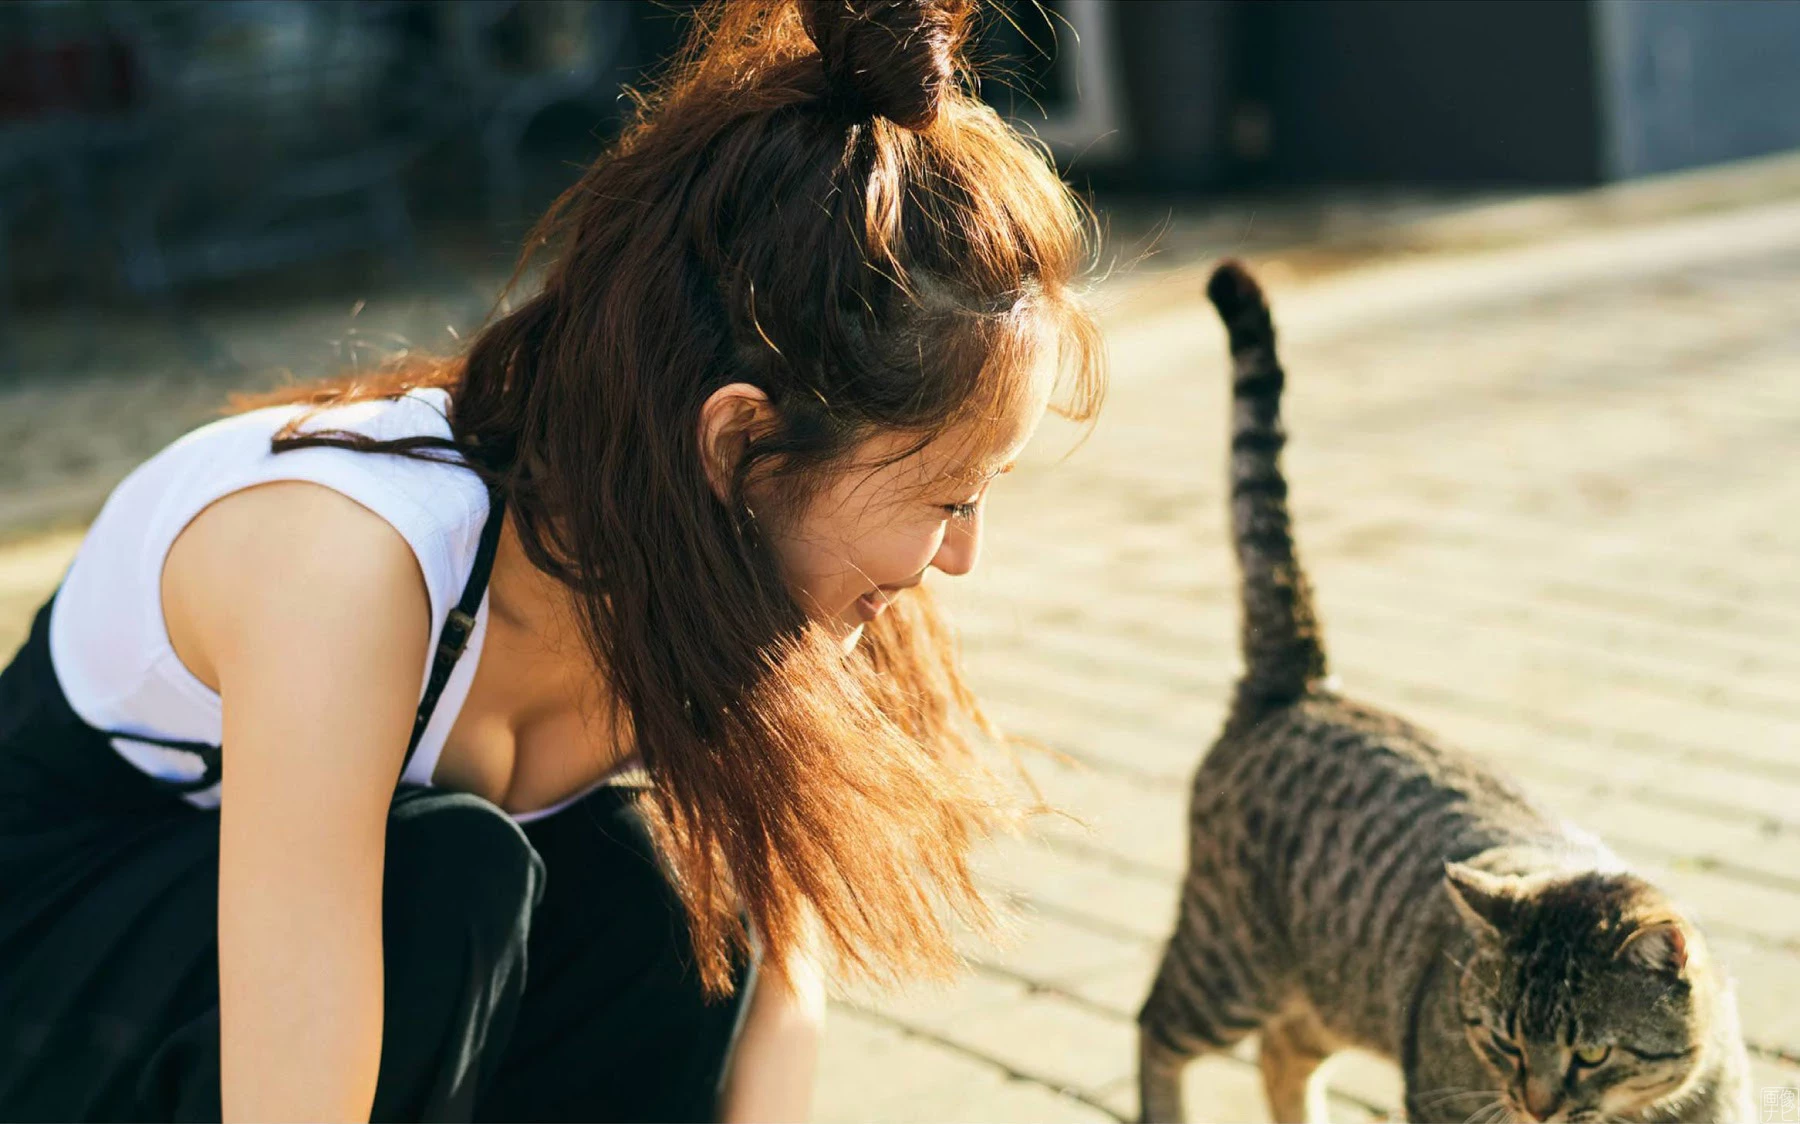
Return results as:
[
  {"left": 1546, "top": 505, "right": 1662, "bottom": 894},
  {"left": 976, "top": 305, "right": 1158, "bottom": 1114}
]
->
[{"left": 46, "top": 388, "right": 591, "bottom": 822}]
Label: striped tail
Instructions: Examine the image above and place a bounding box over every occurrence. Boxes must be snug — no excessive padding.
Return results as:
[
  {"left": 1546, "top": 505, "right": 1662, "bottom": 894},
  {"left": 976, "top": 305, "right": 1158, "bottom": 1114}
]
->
[{"left": 1207, "top": 261, "right": 1329, "bottom": 729}]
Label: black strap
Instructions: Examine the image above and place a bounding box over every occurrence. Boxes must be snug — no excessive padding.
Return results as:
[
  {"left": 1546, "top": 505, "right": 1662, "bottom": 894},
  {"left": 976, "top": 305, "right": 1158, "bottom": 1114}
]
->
[{"left": 399, "top": 489, "right": 507, "bottom": 778}]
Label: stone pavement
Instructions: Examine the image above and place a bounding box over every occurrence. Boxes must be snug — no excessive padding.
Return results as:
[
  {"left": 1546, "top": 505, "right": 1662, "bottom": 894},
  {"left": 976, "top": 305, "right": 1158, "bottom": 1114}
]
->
[
  {"left": 812, "top": 200, "right": 1800, "bottom": 1123},
  {"left": 3, "top": 198, "right": 1800, "bottom": 1121}
]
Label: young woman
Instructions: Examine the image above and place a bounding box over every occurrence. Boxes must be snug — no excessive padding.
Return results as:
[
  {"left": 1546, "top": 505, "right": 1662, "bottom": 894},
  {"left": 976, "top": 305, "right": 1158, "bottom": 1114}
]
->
[{"left": 0, "top": 0, "right": 1103, "bottom": 1119}]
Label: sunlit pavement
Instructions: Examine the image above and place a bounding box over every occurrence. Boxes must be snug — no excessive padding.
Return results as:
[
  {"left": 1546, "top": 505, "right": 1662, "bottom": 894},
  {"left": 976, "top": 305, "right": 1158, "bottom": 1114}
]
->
[{"left": 5, "top": 198, "right": 1800, "bottom": 1123}]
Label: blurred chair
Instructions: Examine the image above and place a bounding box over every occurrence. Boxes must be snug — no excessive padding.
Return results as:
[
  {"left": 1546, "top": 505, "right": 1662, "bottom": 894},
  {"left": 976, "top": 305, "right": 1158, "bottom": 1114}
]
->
[
  {"left": 0, "top": 0, "right": 464, "bottom": 371},
  {"left": 0, "top": 0, "right": 642, "bottom": 374},
  {"left": 0, "top": 0, "right": 152, "bottom": 371},
  {"left": 102, "top": 0, "right": 449, "bottom": 296}
]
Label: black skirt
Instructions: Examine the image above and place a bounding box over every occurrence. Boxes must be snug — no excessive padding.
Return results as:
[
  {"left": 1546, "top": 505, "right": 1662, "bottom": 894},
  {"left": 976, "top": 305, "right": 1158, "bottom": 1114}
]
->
[{"left": 0, "top": 600, "right": 754, "bottom": 1123}]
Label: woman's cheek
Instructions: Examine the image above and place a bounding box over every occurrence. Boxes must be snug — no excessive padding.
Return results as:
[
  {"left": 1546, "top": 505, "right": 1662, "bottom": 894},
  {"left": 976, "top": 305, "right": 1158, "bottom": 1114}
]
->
[{"left": 880, "top": 525, "right": 946, "bottom": 582}]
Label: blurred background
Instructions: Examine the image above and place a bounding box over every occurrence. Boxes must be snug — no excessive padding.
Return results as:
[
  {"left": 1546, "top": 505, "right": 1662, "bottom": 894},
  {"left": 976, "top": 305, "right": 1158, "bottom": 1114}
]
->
[
  {"left": 3, "top": 2, "right": 1800, "bottom": 1120},
  {"left": 4, "top": 0, "right": 1799, "bottom": 375},
  {"left": 4, "top": 0, "right": 1799, "bottom": 524}
]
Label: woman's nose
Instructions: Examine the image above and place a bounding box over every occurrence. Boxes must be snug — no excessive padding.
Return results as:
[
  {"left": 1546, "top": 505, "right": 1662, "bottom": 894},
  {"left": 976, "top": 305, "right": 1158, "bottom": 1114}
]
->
[{"left": 931, "top": 510, "right": 982, "bottom": 576}]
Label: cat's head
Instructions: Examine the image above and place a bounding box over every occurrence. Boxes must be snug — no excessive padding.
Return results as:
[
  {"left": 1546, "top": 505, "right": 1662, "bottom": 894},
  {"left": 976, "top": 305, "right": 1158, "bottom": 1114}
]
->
[{"left": 1443, "top": 862, "right": 1721, "bottom": 1123}]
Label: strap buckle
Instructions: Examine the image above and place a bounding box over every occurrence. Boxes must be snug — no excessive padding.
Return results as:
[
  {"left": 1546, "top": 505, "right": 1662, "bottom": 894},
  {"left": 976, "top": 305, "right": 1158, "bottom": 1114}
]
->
[{"left": 437, "top": 608, "right": 477, "bottom": 664}]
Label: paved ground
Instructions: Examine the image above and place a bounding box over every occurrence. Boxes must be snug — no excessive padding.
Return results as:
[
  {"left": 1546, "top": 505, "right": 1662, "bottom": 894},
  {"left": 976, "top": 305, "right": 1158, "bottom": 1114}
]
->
[
  {"left": 814, "top": 201, "right": 1800, "bottom": 1123},
  {"left": 3, "top": 196, "right": 1800, "bottom": 1121}
]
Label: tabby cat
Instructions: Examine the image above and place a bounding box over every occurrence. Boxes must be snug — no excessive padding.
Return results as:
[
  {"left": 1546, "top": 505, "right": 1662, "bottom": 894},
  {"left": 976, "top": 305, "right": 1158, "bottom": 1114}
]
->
[{"left": 1135, "top": 262, "right": 1753, "bottom": 1124}]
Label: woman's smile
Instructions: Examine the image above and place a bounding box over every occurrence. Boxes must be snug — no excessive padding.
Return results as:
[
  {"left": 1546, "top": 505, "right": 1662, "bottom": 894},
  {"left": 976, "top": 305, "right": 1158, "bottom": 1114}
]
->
[{"left": 853, "top": 589, "right": 890, "bottom": 622}]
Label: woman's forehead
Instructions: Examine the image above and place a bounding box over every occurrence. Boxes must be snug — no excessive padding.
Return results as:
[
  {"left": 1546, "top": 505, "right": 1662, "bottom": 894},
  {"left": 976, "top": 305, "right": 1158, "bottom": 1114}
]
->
[
  {"left": 857, "top": 411, "right": 1037, "bottom": 491},
  {"left": 845, "top": 349, "right": 1055, "bottom": 486}
]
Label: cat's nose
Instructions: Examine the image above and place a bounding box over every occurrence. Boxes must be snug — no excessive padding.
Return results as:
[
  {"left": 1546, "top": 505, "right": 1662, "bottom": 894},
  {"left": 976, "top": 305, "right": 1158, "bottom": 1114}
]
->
[{"left": 1520, "top": 1078, "right": 1563, "bottom": 1121}]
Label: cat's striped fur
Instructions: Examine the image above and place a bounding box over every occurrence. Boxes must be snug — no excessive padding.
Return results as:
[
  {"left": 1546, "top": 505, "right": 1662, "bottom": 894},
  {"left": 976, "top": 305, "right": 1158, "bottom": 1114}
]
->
[{"left": 1135, "top": 263, "right": 1752, "bottom": 1124}]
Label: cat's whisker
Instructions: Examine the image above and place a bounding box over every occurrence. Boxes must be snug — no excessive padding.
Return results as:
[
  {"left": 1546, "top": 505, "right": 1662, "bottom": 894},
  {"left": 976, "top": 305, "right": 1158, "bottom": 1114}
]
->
[
  {"left": 1414, "top": 1087, "right": 1506, "bottom": 1110},
  {"left": 1463, "top": 1098, "right": 1510, "bottom": 1124}
]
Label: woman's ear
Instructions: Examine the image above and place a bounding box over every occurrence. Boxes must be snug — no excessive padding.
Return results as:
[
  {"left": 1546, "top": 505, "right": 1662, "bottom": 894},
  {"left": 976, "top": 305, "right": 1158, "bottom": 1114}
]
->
[{"left": 698, "top": 383, "right": 778, "bottom": 503}]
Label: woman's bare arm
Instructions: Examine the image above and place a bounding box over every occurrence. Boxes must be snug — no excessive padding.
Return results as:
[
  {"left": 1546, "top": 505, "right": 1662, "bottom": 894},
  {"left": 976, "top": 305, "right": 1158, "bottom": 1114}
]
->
[
  {"left": 718, "top": 922, "right": 828, "bottom": 1122},
  {"left": 163, "top": 482, "right": 433, "bottom": 1122}
]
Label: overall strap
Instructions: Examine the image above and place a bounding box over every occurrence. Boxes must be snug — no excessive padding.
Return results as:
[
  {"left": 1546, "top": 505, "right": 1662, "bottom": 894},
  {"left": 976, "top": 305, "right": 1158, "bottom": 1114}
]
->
[{"left": 399, "top": 489, "right": 507, "bottom": 778}]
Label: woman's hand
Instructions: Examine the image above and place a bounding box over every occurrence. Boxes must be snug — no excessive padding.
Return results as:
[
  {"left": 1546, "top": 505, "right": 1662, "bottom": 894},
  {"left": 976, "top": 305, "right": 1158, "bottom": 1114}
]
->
[
  {"left": 165, "top": 481, "right": 434, "bottom": 1121},
  {"left": 717, "top": 920, "right": 829, "bottom": 1123}
]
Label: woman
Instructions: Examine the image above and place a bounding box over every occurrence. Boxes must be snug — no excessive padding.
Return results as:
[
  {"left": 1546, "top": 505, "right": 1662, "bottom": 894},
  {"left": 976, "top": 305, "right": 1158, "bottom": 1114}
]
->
[{"left": 0, "top": 0, "right": 1103, "bottom": 1119}]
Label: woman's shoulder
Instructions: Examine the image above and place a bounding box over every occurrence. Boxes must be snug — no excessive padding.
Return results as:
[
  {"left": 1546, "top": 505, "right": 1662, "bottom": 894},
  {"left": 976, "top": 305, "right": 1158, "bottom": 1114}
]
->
[
  {"left": 163, "top": 386, "right": 461, "bottom": 483},
  {"left": 161, "top": 478, "right": 436, "bottom": 695},
  {"left": 159, "top": 386, "right": 458, "bottom": 472},
  {"left": 53, "top": 389, "right": 490, "bottom": 725},
  {"left": 127, "top": 387, "right": 489, "bottom": 584}
]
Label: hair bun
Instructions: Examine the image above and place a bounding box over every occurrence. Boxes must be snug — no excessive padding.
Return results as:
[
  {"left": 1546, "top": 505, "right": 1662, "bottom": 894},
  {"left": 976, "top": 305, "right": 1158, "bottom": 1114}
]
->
[{"left": 798, "top": 0, "right": 970, "bottom": 131}]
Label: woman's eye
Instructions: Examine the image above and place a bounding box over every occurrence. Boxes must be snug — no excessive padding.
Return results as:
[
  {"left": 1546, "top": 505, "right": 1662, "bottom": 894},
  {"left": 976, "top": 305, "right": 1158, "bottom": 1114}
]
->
[
  {"left": 1572, "top": 1044, "right": 1611, "bottom": 1068},
  {"left": 942, "top": 501, "right": 980, "bottom": 520}
]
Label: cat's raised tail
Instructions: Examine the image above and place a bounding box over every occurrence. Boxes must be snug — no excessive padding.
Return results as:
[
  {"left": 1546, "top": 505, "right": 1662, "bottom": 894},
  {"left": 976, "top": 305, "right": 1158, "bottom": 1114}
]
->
[{"left": 1208, "top": 261, "right": 1331, "bottom": 731}]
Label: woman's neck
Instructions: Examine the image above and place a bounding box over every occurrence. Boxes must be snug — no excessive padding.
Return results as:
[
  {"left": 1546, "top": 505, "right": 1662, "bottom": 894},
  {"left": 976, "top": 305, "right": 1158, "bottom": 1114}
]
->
[
  {"left": 487, "top": 514, "right": 578, "bottom": 639},
  {"left": 482, "top": 514, "right": 618, "bottom": 733}
]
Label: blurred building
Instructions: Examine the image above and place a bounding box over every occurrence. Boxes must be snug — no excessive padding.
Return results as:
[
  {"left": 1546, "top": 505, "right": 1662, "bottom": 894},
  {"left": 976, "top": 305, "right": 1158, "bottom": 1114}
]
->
[
  {"left": 1017, "top": 0, "right": 1800, "bottom": 189},
  {"left": 2, "top": 0, "right": 1798, "bottom": 320}
]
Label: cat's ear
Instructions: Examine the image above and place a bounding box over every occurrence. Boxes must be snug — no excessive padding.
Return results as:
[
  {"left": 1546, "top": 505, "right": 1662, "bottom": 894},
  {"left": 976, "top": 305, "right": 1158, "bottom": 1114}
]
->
[
  {"left": 1617, "top": 918, "right": 1690, "bottom": 977},
  {"left": 1444, "top": 863, "right": 1517, "bottom": 935}
]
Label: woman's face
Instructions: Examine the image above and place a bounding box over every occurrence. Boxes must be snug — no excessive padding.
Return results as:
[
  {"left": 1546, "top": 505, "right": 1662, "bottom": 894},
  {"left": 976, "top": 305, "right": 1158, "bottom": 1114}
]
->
[{"left": 761, "top": 367, "right": 1054, "bottom": 649}]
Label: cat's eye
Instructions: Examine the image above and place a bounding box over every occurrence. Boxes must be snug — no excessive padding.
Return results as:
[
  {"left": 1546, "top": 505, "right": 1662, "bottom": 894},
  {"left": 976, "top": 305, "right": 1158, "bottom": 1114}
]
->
[
  {"left": 1488, "top": 1030, "right": 1521, "bottom": 1058},
  {"left": 1572, "top": 1044, "right": 1612, "bottom": 1068}
]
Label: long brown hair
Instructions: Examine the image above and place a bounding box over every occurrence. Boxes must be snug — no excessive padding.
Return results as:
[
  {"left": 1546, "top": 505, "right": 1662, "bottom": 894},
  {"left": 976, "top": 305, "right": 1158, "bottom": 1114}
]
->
[{"left": 240, "top": 0, "right": 1104, "bottom": 993}]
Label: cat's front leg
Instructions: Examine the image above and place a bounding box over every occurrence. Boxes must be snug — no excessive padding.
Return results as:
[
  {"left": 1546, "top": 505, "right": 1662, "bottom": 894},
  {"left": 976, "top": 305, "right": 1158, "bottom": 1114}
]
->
[{"left": 1258, "top": 1009, "right": 1336, "bottom": 1124}]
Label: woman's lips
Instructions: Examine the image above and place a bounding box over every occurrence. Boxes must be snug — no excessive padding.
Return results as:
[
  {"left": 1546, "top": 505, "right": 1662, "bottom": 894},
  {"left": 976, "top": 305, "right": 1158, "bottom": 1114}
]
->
[{"left": 854, "top": 590, "right": 890, "bottom": 622}]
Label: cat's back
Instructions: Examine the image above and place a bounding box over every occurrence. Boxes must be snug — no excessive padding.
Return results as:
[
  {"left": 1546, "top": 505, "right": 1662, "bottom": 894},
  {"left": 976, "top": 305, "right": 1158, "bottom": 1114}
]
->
[
  {"left": 1186, "top": 691, "right": 1572, "bottom": 1046},
  {"left": 1196, "top": 692, "right": 1553, "bottom": 837}
]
